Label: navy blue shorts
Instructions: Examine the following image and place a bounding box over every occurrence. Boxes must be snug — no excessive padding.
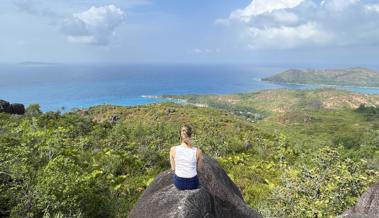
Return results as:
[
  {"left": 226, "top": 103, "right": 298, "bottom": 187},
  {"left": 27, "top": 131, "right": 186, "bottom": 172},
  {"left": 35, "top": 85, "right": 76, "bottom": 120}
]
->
[{"left": 172, "top": 174, "right": 200, "bottom": 190}]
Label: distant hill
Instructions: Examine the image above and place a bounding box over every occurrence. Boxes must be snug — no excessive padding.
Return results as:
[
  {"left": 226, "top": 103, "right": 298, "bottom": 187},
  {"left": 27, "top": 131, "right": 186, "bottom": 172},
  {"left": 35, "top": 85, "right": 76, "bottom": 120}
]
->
[
  {"left": 18, "top": 61, "right": 61, "bottom": 66},
  {"left": 165, "top": 88, "right": 379, "bottom": 114},
  {"left": 262, "top": 67, "right": 379, "bottom": 88}
]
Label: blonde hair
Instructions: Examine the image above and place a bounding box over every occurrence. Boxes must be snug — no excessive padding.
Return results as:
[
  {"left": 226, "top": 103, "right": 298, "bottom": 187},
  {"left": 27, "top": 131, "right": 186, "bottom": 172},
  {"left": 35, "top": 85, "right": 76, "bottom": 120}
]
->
[{"left": 180, "top": 124, "right": 193, "bottom": 146}]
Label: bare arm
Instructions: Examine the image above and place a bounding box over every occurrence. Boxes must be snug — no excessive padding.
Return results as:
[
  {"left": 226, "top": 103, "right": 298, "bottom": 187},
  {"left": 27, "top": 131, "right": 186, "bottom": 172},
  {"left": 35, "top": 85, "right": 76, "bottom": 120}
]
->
[
  {"left": 196, "top": 148, "right": 204, "bottom": 173},
  {"left": 170, "top": 146, "right": 175, "bottom": 171}
]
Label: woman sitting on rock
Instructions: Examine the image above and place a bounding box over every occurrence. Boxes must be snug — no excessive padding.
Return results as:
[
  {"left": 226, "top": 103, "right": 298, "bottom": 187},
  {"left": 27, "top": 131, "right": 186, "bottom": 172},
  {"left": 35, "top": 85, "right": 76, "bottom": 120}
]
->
[{"left": 170, "top": 124, "right": 203, "bottom": 190}]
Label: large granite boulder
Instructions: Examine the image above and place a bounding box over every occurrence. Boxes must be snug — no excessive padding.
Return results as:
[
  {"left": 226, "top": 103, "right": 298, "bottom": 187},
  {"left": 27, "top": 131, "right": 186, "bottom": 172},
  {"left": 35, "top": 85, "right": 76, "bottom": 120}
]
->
[
  {"left": 0, "top": 100, "right": 25, "bottom": 115},
  {"left": 129, "top": 155, "right": 261, "bottom": 218},
  {"left": 0, "top": 100, "right": 12, "bottom": 113},
  {"left": 10, "top": 103, "right": 25, "bottom": 115},
  {"left": 340, "top": 182, "right": 379, "bottom": 218}
]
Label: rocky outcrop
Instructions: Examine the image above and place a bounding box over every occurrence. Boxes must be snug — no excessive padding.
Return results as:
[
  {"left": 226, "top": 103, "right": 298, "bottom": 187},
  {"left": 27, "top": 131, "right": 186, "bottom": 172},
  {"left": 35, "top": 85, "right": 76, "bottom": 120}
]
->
[
  {"left": 129, "top": 155, "right": 261, "bottom": 218},
  {"left": 165, "top": 107, "right": 176, "bottom": 114},
  {"left": 108, "top": 114, "right": 120, "bottom": 124},
  {"left": 340, "top": 182, "right": 379, "bottom": 218},
  {"left": 0, "top": 100, "right": 25, "bottom": 115},
  {"left": 0, "top": 100, "right": 12, "bottom": 113},
  {"left": 10, "top": 103, "right": 25, "bottom": 115}
]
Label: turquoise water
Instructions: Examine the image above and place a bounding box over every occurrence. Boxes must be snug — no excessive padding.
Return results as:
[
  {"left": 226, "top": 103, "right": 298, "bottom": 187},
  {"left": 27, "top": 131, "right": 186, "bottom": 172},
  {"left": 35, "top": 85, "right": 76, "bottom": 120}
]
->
[{"left": 0, "top": 63, "right": 378, "bottom": 112}]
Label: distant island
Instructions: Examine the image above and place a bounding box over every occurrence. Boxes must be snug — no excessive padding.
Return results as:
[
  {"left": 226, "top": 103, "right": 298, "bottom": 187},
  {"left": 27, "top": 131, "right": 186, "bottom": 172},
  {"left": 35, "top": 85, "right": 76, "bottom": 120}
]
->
[
  {"left": 18, "top": 61, "right": 62, "bottom": 66},
  {"left": 262, "top": 67, "right": 379, "bottom": 88}
]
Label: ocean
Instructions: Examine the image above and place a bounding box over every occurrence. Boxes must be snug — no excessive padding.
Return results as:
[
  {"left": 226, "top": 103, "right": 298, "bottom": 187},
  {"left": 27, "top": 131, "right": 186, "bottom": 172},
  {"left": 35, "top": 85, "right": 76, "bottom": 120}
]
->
[{"left": 1, "top": 63, "right": 379, "bottom": 112}]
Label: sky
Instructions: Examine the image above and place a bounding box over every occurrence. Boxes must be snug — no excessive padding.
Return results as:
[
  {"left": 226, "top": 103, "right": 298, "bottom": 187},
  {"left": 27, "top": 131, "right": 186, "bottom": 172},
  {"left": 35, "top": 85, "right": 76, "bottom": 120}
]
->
[{"left": 1, "top": 0, "right": 379, "bottom": 67}]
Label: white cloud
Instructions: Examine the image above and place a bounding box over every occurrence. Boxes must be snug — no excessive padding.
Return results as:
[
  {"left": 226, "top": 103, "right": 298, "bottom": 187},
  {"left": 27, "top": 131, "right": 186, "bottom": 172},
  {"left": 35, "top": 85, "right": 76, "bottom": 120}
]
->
[
  {"left": 61, "top": 5, "right": 126, "bottom": 45},
  {"left": 270, "top": 11, "right": 299, "bottom": 25},
  {"left": 229, "top": 0, "right": 304, "bottom": 22},
  {"left": 247, "top": 22, "right": 333, "bottom": 49},
  {"left": 365, "top": 4, "right": 379, "bottom": 13},
  {"left": 218, "top": 0, "right": 379, "bottom": 49},
  {"left": 322, "top": 0, "right": 360, "bottom": 12}
]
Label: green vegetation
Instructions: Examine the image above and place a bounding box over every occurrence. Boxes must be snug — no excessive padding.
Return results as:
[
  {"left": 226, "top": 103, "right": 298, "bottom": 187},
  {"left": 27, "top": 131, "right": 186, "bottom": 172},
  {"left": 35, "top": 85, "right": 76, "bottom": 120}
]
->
[
  {"left": 356, "top": 103, "right": 379, "bottom": 118},
  {"left": 1, "top": 88, "right": 378, "bottom": 217},
  {"left": 166, "top": 88, "right": 379, "bottom": 216},
  {"left": 262, "top": 67, "right": 379, "bottom": 87},
  {"left": 0, "top": 103, "right": 266, "bottom": 217}
]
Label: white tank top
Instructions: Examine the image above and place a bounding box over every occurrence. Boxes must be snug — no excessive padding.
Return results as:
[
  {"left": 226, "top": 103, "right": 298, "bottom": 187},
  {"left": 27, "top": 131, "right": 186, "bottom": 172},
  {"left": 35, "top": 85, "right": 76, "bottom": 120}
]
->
[{"left": 175, "top": 145, "right": 197, "bottom": 178}]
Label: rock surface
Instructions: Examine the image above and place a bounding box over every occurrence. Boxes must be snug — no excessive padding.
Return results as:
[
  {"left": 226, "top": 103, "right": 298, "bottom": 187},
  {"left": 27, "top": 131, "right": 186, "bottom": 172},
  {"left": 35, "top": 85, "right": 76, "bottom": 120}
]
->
[
  {"left": 10, "top": 103, "right": 25, "bottom": 115},
  {"left": 0, "top": 100, "right": 12, "bottom": 113},
  {"left": 129, "top": 155, "right": 261, "bottom": 218},
  {"left": 340, "top": 182, "right": 379, "bottom": 218},
  {"left": 0, "top": 100, "right": 25, "bottom": 115},
  {"left": 108, "top": 114, "right": 120, "bottom": 124}
]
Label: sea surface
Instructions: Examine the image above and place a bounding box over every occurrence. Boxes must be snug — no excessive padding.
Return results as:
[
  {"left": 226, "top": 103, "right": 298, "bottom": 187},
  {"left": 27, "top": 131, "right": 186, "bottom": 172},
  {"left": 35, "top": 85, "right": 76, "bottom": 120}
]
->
[{"left": 1, "top": 63, "right": 379, "bottom": 112}]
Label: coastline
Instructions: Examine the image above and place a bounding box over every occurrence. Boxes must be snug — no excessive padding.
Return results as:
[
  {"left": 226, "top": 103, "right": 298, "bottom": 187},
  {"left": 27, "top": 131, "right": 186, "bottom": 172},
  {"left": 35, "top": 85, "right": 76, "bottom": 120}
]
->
[
  {"left": 261, "top": 80, "right": 379, "bottom": 91},
  {"left": 34, "top": 85, "right": 379, "bottom": 113},
  {"left": 140, "top": 95, "right": 209, "bottom": 107}
]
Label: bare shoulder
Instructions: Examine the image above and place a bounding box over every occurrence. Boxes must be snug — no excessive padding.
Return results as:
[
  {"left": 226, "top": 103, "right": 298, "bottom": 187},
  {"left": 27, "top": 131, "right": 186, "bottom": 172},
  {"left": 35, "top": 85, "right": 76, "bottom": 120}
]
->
[{"left": 170, "top": 146, "right": 176, "bottom": 154}]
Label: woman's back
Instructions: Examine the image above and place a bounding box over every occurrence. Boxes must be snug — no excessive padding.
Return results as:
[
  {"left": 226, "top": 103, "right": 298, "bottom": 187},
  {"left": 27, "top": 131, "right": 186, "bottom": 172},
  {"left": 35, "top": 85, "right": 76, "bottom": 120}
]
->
[
  {"left": 170, "top": 124, "right": 202, "bottom": 190},
  {"left": 175, "top": 145, "right": 197, "bottom": 178}
]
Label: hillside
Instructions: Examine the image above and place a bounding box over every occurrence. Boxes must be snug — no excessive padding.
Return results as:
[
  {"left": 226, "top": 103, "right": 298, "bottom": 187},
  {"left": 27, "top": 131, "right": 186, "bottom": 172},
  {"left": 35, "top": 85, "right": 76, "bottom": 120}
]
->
[
  {"left": 0, "top": 103, "right": 277, "bottom": 217},
  {"left": 262, "top": 67, "right": 379, "bottom": 87},
  {"left": 164, "top": 88, "right": 379, "bottom": 115},
  {"left": 164, "top": 88, "right": 379, "bottom": 162},
  {"left": 1, "top": 91, "right": 378, "bottom": 217}
]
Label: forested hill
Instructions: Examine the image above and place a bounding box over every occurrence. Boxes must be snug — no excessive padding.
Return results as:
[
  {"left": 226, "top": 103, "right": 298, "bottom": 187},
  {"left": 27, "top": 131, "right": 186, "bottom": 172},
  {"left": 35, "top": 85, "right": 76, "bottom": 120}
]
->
[
  {"left": 164, "top": 88, "right": 379, "bottom": 157},
  {"left": 1, "top": 89, "right": 378, "bottom": 217},
  {"left": 262, "top": 67, "right": 379, "bottom": 87},
  {"left": 164, "top": 88, "right": 379, "bottom": 115}
]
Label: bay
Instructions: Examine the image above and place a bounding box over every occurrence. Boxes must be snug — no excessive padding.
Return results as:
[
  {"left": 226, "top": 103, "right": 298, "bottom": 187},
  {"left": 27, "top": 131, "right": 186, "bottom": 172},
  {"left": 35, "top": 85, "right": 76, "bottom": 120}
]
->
[{"left": 1, "top": 63, "right": 378, "bottom": 112}]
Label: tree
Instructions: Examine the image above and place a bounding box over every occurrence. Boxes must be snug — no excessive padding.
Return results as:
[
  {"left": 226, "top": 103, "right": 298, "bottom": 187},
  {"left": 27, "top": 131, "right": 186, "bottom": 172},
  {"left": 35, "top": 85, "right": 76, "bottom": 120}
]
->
[{"left": 26, "top": 104, "right": 42, "bottom": 116}]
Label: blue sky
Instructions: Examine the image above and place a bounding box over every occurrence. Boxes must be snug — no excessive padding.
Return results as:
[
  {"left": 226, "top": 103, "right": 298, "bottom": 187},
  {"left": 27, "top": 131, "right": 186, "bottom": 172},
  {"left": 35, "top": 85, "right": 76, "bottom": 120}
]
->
[{"left": 1, "top": 0, "right": 379, "bottom": 67}]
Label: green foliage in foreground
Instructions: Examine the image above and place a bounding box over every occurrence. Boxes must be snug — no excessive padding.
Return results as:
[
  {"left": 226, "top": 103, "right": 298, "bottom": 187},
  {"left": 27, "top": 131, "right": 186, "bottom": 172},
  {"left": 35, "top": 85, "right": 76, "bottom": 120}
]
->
[
  {"left": 356, "top": 103, "right": 379, "bottom": 117},
  {"left": 219, "top": 134, "right": 377, "bottom": 218},
  {"left": 260, "top": 147, "right": 376, "bottom": 217},
  {"left": 0, "top": 102, "right": 378, "bottom": 218},
  {"left": 0, "top": 103, "right": 264, "bottom": 217}
]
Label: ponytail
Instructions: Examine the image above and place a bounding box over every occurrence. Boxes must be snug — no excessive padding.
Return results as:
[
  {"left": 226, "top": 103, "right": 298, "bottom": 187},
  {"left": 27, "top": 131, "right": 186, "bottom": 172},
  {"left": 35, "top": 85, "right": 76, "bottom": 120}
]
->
[{"left": 180, "top": 125, "right": 193, "bottom": 146}]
